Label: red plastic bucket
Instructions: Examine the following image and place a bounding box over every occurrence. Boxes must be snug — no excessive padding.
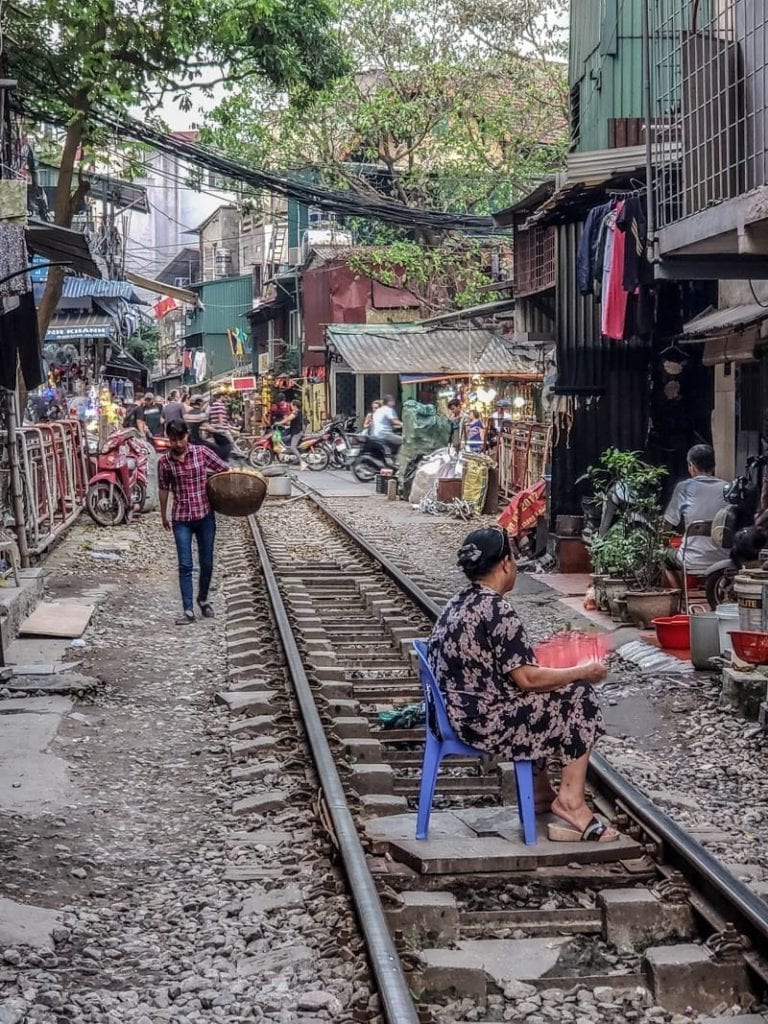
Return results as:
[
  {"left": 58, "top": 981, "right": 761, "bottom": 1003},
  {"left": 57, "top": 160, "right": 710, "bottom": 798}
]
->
[{"left": 652, "top": 614, "right": 690, "bottom": 650}]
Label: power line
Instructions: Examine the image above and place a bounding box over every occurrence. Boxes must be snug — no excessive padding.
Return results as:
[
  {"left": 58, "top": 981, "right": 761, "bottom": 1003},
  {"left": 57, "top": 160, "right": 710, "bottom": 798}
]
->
[{"left": 81, "top": 107, "right": 499, "bottom": 232}]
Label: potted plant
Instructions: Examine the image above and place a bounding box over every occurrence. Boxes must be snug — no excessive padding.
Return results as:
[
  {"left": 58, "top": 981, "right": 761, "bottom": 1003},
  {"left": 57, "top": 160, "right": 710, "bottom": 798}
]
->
[
  {"left": 583, "top": 449, "right": 678, "bottom": 625},
  {"left": 591, "top": 526, "right": 645, "bottom": 621},
  {"left": 624, "top": 515, "right": 681, "bottom": 627}
]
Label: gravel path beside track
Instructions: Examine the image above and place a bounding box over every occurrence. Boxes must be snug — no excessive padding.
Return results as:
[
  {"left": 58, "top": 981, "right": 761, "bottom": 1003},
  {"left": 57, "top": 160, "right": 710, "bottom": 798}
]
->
[{"left": 0, "top": 514, "right": 374, "bottom": 1024}]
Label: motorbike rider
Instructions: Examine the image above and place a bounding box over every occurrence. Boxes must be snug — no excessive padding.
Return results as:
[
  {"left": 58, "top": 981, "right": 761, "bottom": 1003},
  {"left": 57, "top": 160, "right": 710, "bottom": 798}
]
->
[
  {"left": 371, "top": 395, "right": 403, "bottom": 456},
  {"left": 362, "top": 400, "right": 382, "bottom": 434},
  {"left": 275, "top": 398, "right": 307, "bottom": 470},
  {"left": 662, "top": 444, "right": 729, "bottom": 588}
]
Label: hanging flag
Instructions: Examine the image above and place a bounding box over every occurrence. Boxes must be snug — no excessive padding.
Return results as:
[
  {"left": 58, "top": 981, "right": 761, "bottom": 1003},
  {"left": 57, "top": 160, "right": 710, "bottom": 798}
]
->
[
  {"left": 227, "top": 328, "right": 238, "bottom": 357},
  {"left": 153, "top": 296, "right": 177, "bottom": 319}
]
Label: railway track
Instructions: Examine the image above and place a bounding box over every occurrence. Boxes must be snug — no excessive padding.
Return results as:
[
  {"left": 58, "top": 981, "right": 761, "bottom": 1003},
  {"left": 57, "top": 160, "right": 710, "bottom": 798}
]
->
[{"left": 240, "top": 489, "right": 768, "bottom": 1024}]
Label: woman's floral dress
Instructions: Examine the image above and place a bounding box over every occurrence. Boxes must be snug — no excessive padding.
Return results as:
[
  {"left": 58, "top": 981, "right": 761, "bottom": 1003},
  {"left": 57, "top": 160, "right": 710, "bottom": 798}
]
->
[{"left": 428, "top": 584, "right": 603, "bottom": 763}]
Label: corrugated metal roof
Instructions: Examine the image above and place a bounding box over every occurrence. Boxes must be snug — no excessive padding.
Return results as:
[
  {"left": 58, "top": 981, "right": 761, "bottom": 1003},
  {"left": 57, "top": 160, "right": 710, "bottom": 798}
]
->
[
  {"left": 62, "top": 276, "right": 144, "bottom": 304},
  {"left": 325, "top": 324, "right": 542, "bottom": 376},
  {"left": 682, "top": 303, "right": 768, "bottom": 336}
]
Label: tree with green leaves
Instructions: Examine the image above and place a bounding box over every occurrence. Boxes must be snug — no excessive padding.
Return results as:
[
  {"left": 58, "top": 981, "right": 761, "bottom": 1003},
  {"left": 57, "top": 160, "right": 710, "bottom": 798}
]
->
[
  {"left": 6, "top": 0, "right": 346, "bottom": 335},
  {"left": 205, "top": 0, "right": 568, "bottom": 307}
]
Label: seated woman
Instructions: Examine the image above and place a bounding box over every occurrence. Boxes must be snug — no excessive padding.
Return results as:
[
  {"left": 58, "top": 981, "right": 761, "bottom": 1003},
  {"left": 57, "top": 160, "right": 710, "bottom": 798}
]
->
[{"left": 428, "top": 527, "right": 618, "bottom": 843}]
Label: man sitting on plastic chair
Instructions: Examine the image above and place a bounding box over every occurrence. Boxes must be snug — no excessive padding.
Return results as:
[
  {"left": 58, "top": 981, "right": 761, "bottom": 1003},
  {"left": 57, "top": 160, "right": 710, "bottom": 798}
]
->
[{"left": 423, "top": 527, "right": 618, "bottom": 844}]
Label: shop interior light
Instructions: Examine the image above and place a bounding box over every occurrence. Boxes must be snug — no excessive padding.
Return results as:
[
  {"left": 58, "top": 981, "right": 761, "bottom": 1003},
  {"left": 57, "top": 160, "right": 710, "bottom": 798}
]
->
[{"left": 512, "top": 395, "right": 526, "bottom": 408}]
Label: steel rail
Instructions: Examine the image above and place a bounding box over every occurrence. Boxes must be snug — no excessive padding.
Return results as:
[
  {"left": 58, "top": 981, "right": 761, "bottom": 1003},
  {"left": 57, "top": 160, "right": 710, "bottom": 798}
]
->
[
  {"left": 301, "top": 484, "right": 768, "bottom": 951},
  {"left": 248, "top": 514, "right": 420, "bottom": 1024},
  {"left": 589, "top": 752, "right": 768, "bottom": 950}
]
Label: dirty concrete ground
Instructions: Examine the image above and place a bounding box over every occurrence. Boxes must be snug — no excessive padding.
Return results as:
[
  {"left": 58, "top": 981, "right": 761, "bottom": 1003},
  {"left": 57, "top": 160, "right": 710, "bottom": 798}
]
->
[{"left": 0, "top": 513, "right": 370, "bottom": 1023}]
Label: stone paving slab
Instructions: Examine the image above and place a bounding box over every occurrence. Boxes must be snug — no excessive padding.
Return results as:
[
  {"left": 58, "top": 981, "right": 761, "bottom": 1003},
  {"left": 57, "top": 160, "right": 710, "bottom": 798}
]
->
[
  {"left": 367, "top": 811, "right": 641, "bottom": 871},
  {"left": 0, "top": 897, "right": 62, "bottom": 950},
  {"left": 420, "top": 937, "right": 571, "bottom": 983}
]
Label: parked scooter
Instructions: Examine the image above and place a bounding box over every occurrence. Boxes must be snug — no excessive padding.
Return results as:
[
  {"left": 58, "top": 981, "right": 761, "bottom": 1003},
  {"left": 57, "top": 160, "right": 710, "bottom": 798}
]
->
[
  {"left": 695, "top": 454, "right": 768, "bottom": 607},
  {"left": 86, "top": 428, "right": 149, "bottom": 527},
  {"left": 325, "top": 417, "right": 366, "bottom": 469},
  {"left": 351, "top": 433, "right": 400, "bottom": 482},
  {"left": 248, "top": 428, "right": 330, "bottom": 471}
]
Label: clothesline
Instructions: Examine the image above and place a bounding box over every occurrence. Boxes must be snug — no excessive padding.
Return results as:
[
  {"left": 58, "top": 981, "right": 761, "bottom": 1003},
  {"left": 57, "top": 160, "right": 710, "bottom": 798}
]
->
[{"left": 577, "top": 194, "right": 653, "bottom": 343}]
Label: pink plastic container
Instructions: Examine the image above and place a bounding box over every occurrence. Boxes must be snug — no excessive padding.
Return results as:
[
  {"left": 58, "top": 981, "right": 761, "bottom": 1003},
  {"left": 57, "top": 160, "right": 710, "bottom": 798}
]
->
[{"left": 533, "top": 632, "right": 612, "bottom": 668}]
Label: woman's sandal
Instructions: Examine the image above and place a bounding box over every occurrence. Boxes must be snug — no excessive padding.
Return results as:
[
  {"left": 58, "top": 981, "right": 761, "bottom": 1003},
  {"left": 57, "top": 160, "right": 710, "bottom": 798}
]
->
[
  {"left": 176, "top": 610, "right": 195, "bottom": 626},
  {"left": 198, "top": 601, "right": 215, "bottom": 619},
  {"left": 547, "top": 816, "right": 619, "bottom": 843}
]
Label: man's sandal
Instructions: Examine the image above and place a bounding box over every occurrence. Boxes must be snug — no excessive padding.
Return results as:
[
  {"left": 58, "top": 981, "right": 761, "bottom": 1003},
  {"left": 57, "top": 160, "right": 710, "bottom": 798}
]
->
[
  {"left": 175, "top": 610, "right": 195, "bottom": 626},
  {"left": 547, "top": 816, "right": 619, "bottom": 843},
  {"left": 198, "top": 601, "right": 215, "bottom": 619}
]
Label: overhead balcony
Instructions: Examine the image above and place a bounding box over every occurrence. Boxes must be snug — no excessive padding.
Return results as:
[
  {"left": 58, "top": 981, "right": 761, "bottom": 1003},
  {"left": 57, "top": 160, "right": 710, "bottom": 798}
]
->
[{"left": 651, "top": 0, "right": 768, "bottom": 277}]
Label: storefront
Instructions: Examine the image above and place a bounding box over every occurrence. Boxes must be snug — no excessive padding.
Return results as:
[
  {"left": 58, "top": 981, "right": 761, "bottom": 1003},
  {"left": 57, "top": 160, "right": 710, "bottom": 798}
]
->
[{"left": 325, "top": 323, "right": 549, "bottom": 494}]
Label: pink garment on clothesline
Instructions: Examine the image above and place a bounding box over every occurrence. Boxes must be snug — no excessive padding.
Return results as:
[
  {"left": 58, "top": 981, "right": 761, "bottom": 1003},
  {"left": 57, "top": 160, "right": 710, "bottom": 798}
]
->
[{"left": 602, "top": 200, "right": 628, "bottom": 341}]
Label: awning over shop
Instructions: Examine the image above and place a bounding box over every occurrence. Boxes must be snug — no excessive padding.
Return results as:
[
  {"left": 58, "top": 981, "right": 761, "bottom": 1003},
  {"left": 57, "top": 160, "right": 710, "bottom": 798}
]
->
[
  {"left": 125, "top": 271, "right": 201, "bottom": 307},
  {"left": 45, "top": 313, "right": 114, "bottom": 341},
  {"left": 62, "top": 276, "right": 146, "bottom": 304},
  {"left": 682, "top": 302, "right": 768, "bottom": 337},
  {"left": 26, "top": 219, "right": 105, "bottom": 278},
  {"left": 681, "top": 302, "right": 768, "bottom": 365},
  {"left": 326, "top": 324, "right": 542, "bottom": 378}
]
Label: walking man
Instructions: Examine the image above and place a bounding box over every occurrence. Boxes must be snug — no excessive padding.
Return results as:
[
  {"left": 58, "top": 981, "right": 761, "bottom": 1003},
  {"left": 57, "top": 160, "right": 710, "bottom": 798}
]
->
[{"left": 158, "top": 420, "right": 228, "bottom": 625}]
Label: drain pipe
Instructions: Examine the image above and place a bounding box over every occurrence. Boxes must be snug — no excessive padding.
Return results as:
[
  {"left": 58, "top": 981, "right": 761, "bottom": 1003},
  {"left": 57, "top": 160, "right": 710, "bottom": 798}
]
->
[
  {"left": 248, "top": 516, "right": 420, "bottom": 1024},
  {"left": 641, "top": 0, "right": 657, "bottom": 260}
]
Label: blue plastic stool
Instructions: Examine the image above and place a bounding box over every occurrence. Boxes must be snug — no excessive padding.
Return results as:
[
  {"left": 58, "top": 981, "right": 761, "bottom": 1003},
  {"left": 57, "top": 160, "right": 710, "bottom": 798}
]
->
[{"left": 412, "top": 639, "right": 538, "bottom": 845}]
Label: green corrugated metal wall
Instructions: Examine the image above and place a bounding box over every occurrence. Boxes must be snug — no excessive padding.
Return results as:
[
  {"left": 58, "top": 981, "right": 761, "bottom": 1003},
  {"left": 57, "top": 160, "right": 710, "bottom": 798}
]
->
[
  {"left": 185, "top": 274, "right": 252, "bottom": 377},
  {"left": 569, "top": 0, "right": 644, "bottom": 152}
]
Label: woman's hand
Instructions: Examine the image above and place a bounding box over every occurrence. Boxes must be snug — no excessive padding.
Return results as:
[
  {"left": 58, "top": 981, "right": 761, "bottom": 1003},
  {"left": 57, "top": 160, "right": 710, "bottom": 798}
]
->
[{"left": 577, "top": 659, "right": 608, "bottom": 684}]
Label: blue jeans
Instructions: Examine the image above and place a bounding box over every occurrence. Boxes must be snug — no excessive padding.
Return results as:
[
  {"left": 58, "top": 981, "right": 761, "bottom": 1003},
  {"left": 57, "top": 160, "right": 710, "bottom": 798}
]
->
[{"left": 172, "top": 511, "right": 216, "bottom": 612}]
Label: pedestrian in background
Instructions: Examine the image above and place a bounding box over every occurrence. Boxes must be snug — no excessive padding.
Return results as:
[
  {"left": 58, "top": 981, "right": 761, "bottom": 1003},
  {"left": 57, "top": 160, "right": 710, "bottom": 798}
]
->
[
  {"left": 158, "top": 420, "right": 229, "bottom": 625},
  {"left": 466, "top": 409, "right": 485, "bottom": 452},
  {"left": 162, "top": 390, "right": 186, "bottom": 427}
]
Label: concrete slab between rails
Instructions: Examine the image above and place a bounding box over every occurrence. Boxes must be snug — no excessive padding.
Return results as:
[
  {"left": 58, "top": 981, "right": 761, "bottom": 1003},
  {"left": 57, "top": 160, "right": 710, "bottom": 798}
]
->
[
  {"left": 366, "top": 812, "right": 642, "bottom": 873},
  {"left": 0, "top": 897, "right": 62, "bottom": 950},
  {"left": 418, "top": 937, "right": 571, "bottom": 998},
  {"left": 700, "top": 1015, "right": 768, "bottom": 1024},
  {"left": 700, "top": 1017, "right": 768, "bottom": 1024},
  {"left": 643, "top": 943, "right": 750, "bottom": 1014}
]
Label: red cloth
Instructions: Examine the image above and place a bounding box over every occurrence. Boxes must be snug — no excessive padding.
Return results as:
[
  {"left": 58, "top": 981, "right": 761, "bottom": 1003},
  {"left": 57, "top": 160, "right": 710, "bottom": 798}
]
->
[
  {"left": 603, "top": 202, "right": 629, "bottom": 341},
  {"left": 153, "top": 296, "right": 177, "bottom": 319},
  {"left": 157, "top": 445, "right": 229, "bottom": 522},
  {"left": 497, "top": 479, "right": 547, "bottom": 538}
]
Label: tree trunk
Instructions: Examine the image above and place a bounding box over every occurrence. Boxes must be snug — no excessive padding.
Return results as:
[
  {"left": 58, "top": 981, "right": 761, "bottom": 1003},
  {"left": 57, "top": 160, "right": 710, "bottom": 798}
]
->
[{"left": 35, "top": 99, "right": 88, "bottom": 340}]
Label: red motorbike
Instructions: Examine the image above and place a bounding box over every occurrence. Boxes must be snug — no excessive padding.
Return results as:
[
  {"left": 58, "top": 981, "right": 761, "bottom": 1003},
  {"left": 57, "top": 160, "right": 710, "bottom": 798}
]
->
[
  {"left": 248, "top": 428, "right": 330, "bottom": 471},
  {"left": 86, "top": 428, "right": 149, "bottom": 527}
]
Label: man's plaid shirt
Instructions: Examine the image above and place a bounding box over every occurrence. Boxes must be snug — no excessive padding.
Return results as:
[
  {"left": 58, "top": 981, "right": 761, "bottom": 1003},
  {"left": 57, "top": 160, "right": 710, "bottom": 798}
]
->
[{"left": 158, "top": 444, "right": 228, "bottom": 522}]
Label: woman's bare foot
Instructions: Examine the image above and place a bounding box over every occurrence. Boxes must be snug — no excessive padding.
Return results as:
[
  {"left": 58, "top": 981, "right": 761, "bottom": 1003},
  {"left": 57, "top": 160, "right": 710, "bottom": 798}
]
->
[
  {"left": 550, "top": 796, "right": 619, "bottom": 841},
  {"left": 534, "top": 779, "right": 557, "bottom": 815}
]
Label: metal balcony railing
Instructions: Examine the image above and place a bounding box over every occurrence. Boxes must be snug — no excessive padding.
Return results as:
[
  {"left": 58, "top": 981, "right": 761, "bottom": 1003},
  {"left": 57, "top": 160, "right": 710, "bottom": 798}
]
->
[{"left": 651, "top": 0, "right": 768, "bottom": 228}]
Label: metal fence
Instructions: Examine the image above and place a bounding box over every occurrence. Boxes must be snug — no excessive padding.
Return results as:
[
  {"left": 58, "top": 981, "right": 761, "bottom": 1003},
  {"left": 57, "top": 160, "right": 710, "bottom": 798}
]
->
[
  {"left": 651, "top": 0, "right": 768, "bottom": 228},
  {"left": 15, "top": 421, "right": 89, "bottom": 556}
]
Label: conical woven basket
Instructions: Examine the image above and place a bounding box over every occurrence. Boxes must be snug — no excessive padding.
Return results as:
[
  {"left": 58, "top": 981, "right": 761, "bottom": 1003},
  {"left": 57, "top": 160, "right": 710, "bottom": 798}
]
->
[{"left": 206, "top": 469, "right": 267, "bottom": 517}]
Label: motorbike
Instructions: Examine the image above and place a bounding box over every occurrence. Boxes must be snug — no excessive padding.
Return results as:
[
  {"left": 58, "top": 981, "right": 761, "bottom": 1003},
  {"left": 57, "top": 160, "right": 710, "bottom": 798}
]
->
[
  {"left": 86, "top": 428, "right": 149, "bottom": 527},
  {"left": 351, "top": 433, "right": 400, "bottom": 483},
  {"left": 247, "top": 428, "right": 330, "bottom": 471},
  {"left": 689, "top": 453, "right": 768, "bottom": 608},
  {"left": 325, "top": 417, "right": 366, "bottom": 469}
]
